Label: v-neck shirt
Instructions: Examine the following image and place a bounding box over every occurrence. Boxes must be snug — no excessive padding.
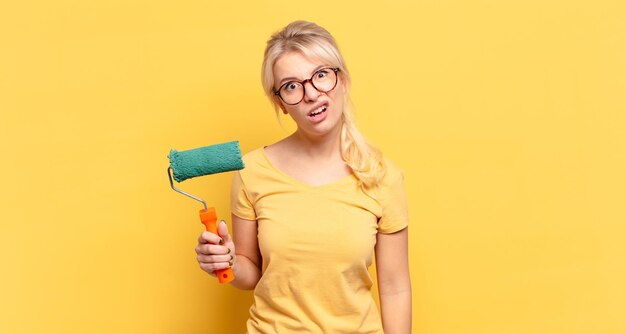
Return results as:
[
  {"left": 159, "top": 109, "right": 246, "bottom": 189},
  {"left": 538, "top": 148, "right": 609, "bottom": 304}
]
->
[{"left": 231, "top": 148, "right": 409, "bottom": 334}]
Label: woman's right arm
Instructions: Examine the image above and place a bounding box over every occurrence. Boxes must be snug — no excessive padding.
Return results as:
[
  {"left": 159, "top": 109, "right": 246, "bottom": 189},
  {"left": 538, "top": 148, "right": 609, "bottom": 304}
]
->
[
  {"left": 195, "top": 214, "right": 262, "bottom": 290},
  {"left": 230, "top": 214, "right": 262, "bottom": 290}
]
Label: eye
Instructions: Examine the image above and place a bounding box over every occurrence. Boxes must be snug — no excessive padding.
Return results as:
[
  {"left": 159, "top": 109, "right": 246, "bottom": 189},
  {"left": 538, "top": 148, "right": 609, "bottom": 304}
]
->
[
  {"left": 316, "top": 69, "right": 329, "bottom": 78},
  {"left": 283, "top": 82, "right": 300, "bottom": 92}
]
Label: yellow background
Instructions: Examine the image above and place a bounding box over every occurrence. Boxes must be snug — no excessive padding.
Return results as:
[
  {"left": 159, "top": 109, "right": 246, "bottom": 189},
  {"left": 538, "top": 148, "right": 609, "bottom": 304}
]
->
[{"left": 1, "top": 0, "right": 625, "bottom": 333}]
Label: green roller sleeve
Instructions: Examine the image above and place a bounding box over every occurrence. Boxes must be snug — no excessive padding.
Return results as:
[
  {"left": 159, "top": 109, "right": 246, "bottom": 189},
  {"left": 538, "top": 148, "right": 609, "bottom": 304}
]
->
[{"left": 168, "top": 141, "right": 244, "bottom": 182}]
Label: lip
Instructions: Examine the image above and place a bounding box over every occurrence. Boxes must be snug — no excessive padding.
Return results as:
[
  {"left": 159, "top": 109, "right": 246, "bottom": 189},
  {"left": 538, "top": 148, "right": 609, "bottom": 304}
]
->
[
  {"left": 307, "top": 101, "right": 329, "bottom": 116},
  {"left": 307, "top": 102, "right": 328, "bottom": 124}
]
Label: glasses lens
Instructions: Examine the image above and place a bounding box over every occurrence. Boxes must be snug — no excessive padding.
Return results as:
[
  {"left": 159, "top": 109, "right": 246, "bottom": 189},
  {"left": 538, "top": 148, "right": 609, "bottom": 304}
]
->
[
  {"left": 280, "top": 82, "right": 303, "bottom": 105},
  {"left": 277, "top": 68, "right": 339, "bottom": 105},
  {"left": 312, "top": 68, "right": 337, "bottom": 92}
]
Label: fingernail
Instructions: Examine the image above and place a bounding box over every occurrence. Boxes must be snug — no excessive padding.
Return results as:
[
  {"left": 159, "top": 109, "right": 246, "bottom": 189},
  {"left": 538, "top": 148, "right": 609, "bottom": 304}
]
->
[
  {"left": 227, "top": 248, "right": 231, "bottom": 254},
  {"left": 230, "top": 254, "right": 234, "bottom": 261},
  {"left": 229, "top": 261, "right": 234, "bottom": 267},
  {"left": 220, "top": 220, "right": 226, "bottom": 225},
  {"left": 219, "top": 239, "right": 224, "bottom": 245}
]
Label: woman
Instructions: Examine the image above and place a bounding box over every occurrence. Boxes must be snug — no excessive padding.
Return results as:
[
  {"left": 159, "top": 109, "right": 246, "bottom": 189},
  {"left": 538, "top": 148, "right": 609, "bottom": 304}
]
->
[{"left": 195, "top": 20, "right": 412, "bottom": 333}]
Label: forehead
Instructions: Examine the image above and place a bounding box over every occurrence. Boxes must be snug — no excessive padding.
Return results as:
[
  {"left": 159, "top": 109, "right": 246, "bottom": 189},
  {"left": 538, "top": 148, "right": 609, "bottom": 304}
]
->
[{"left": 273, "top": 51, "right": 326, "bottom": 82}]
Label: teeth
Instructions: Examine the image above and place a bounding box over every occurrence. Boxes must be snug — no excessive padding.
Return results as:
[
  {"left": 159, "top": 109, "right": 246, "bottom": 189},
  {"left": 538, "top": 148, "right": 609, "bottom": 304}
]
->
[{"left": 309, "top": 105, "right": 327, "bottom": 116}]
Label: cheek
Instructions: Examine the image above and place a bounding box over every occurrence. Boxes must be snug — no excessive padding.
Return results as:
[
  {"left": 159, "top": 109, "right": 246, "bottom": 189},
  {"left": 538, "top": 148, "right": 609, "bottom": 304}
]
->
[
  {"left": 285, "top": 106, "right": 303, "bottom": 119},
  {"left": 330, "top": 91, "right": 346, "bottom": 111},
  {"left": 331, "top": 80, "right": 347, "bottom": 103}
]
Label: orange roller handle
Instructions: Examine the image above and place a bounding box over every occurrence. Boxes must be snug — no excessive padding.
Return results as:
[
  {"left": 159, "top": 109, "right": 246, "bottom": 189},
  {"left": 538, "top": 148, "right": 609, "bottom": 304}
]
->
[{"left": 199, "top": 207, "right": 235, "bottom": 284}]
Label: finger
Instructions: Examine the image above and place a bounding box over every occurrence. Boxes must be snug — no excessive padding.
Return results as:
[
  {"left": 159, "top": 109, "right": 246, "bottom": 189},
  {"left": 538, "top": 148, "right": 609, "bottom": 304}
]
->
[
  {"left": 197, "top": 253, "right": 234, "bottom": 264},
  {"left": 195, "top": 244, "right": 231, "bottom": 256},
  {"left": 199, "top": 262, "right": 231, "bottom": 273},
  {"left": 198, "top": 231, "right": 223, "bottom": 245},
  {"left": 218, "top": 220, "right": 232, "bottom": 243}
]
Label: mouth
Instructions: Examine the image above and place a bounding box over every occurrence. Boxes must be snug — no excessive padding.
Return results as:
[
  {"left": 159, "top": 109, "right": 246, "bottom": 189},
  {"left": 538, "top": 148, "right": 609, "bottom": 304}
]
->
[{"left": 308, "top": 103, "right": 328, "bottom": 118}]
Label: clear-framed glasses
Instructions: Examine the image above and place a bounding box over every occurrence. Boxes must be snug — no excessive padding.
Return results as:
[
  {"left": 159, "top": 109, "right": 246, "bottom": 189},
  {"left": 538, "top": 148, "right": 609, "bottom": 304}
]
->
[{"left": 274, "top": 67, "right": 340, "bottom": 105}]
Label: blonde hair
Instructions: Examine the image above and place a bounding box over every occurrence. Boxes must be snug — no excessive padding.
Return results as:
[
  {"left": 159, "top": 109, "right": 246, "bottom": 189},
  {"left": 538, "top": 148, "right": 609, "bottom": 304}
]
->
[{"left": 261, "top": 20, "right": 385, "bottom": 188}]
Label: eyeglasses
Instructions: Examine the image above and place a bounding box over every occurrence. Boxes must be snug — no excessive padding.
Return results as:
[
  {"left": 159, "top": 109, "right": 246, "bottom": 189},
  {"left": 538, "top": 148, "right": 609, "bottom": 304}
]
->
[{"left": 274, "top": 67, "right": 340, "bottom": 105}]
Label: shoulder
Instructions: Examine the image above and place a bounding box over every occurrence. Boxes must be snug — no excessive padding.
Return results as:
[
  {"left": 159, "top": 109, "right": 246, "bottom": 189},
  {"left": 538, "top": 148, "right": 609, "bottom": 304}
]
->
[
  {"left": 233, "top": 147, "right": 285, "bottom": 199},
  {"left": 241, "top": 147, "right": 270, "bottom": 173},
  {"left": 371, "top": 157, "right": 410, "bottom": 233},
  {"left": 380, "top": 157, "right": 405, "bottom": 187},
  {"left": 241, "top": 147, "right": 266, "bottom": 166},
  {"left": 237, "top": 147, "right": 273, "bottom": 182},
  {"left": 363, "top": 157, "right": 405, "bottom": 199}
]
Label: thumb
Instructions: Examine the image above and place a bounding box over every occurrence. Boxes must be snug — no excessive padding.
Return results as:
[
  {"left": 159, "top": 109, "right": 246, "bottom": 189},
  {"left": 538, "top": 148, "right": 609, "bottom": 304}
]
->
[{"left": 218, "top": 220, "right": 232, "bottom": 243}]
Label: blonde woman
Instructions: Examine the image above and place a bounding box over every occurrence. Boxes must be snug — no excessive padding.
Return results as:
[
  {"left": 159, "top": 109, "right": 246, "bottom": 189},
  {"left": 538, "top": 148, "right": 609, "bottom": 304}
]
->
[{"left": 195, "top": 21, "right": 411, "bottom": 333}]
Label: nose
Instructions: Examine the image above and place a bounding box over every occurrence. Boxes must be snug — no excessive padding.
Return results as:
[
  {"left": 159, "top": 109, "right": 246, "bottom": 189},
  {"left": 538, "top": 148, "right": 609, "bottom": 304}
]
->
[{"left": 302, "top": 79, "right": 321, "bottom": 102}]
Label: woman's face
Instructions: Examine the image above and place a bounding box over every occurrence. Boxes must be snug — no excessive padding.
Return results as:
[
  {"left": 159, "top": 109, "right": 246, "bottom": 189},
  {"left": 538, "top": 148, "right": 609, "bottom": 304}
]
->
[{"left": 273, "top": 51, "right": 346, "bottom": 139}]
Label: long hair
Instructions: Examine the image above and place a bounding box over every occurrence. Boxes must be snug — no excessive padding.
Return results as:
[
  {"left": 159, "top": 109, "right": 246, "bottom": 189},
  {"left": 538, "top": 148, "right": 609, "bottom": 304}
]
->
[{"left": 261, "top": 20, "right": 385, "bottom": 188}]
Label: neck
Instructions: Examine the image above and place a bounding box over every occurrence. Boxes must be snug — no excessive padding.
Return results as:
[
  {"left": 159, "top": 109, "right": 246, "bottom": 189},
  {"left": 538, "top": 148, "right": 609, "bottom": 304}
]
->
[{"left": 290, "top": 125, "right": 343, "bottom": 161}]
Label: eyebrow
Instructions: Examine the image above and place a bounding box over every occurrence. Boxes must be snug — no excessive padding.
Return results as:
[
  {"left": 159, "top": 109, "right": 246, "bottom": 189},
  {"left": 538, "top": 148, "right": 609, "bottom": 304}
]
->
[{"left": 277, "top": 65, "right": 327, "bottom": 87}]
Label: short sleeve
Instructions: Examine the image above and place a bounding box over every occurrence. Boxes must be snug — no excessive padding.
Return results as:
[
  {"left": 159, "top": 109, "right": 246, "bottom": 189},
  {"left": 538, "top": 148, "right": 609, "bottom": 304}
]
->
[
  {"left": 230, "top": 171, "right": 256, "bottom": 220},
  {"left": 377, "top": 167, "right": 409, "bottom": 234}
]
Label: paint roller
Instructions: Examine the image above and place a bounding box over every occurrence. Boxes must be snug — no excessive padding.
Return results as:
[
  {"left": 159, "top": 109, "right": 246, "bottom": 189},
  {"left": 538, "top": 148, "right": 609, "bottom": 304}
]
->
[{"left": 167, "top": 140, "right": 245, "bottom": 284}]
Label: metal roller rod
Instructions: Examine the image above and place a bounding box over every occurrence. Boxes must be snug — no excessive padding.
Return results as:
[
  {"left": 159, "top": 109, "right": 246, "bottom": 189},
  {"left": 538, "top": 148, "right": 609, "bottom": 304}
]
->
[{"left": 168, "top": 167, "right": 208, "bottom": 211}]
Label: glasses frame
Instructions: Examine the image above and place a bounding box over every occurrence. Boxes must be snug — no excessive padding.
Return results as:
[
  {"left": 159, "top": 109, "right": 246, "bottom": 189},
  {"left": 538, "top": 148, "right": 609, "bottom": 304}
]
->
[{"left": 274, "top": 67, "right": 340, "bottom": 105}]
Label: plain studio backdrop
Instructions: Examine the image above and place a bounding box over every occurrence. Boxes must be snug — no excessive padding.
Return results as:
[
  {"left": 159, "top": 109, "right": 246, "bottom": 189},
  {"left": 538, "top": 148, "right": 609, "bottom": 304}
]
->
[{"left": 1, "top": 1, "right": 624, "bottom": 333}]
